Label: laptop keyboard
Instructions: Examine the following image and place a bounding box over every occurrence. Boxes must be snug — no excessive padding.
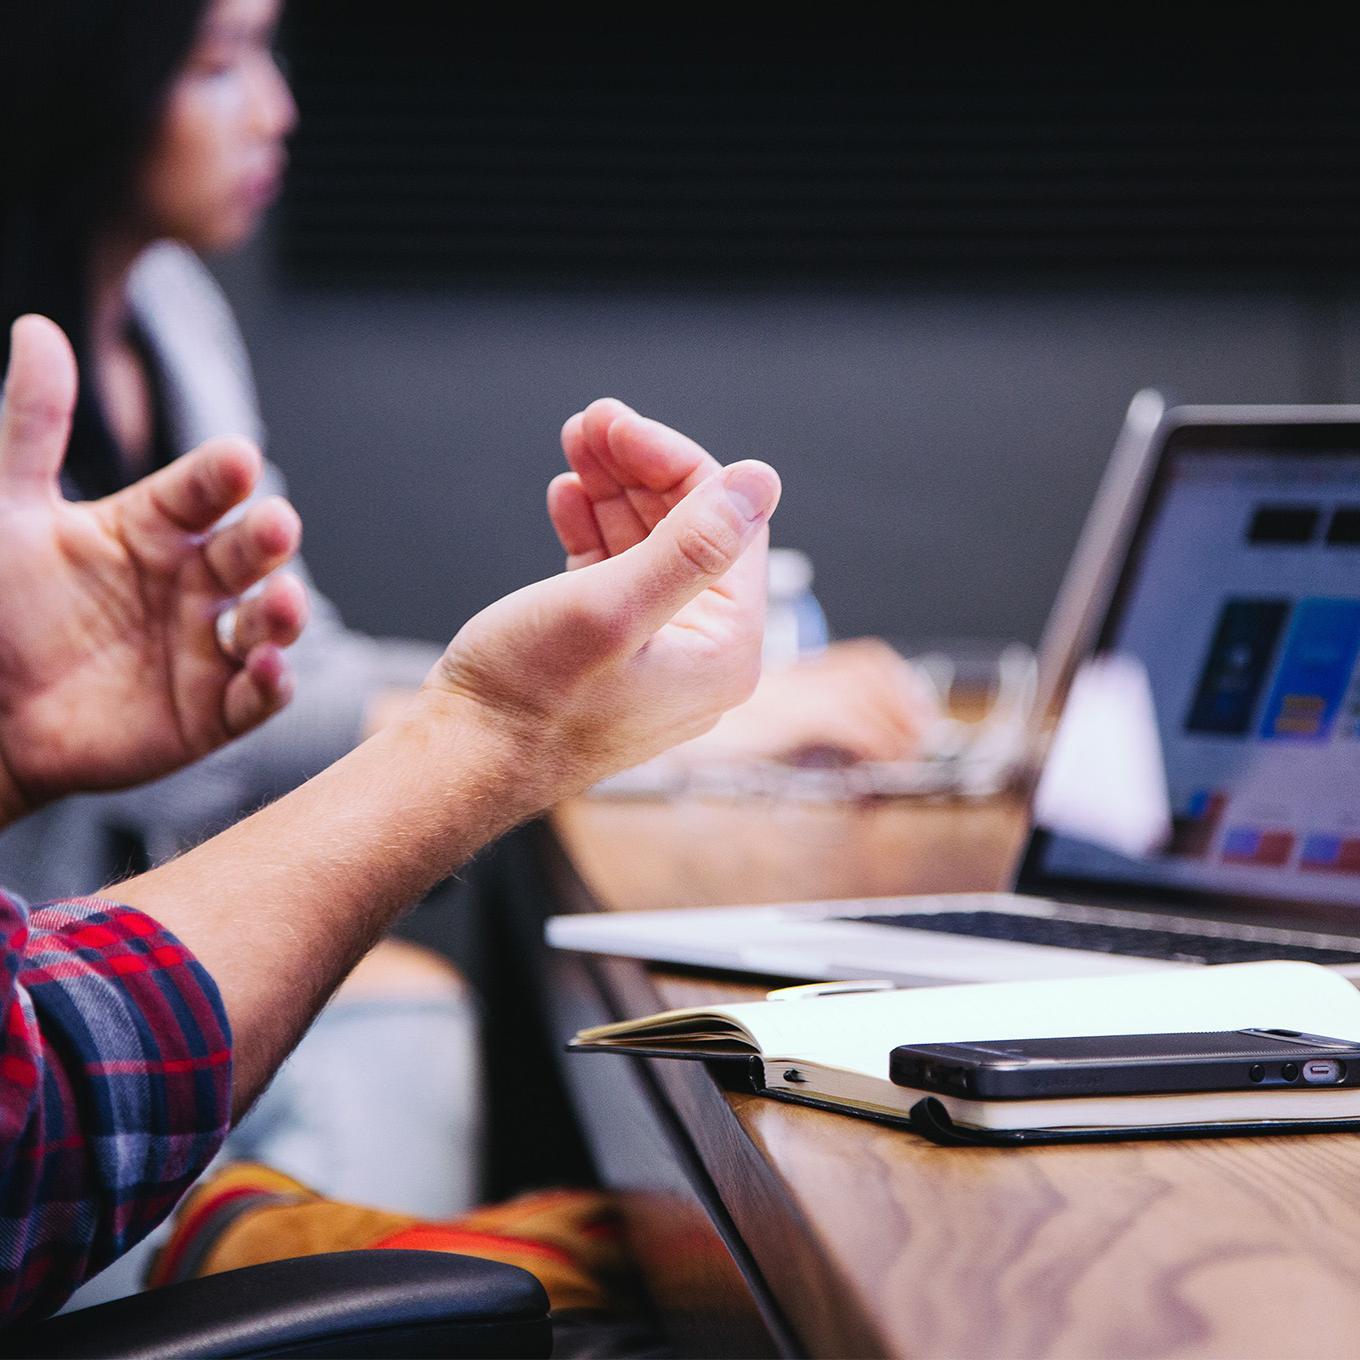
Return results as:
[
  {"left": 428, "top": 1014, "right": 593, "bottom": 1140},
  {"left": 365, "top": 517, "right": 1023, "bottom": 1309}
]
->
[{"left": 836, "top": 910, "right": 1360, "bottom": 966}]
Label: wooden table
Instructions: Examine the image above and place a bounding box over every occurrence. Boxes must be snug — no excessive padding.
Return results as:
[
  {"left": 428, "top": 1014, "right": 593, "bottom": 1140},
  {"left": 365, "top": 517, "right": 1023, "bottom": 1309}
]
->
[{"left": 530, "top": 794, "right": 1360, "bottom": 1358}]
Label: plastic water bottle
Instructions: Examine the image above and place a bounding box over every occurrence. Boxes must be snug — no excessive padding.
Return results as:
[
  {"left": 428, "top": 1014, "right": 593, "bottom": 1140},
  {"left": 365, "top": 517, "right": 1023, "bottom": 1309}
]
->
[{"left": 764, "top": 548, "right": 829, "bottom": 667}]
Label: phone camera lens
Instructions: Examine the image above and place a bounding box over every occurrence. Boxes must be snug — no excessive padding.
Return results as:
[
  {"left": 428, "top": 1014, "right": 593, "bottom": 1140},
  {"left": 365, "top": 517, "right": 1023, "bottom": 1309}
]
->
[
  {"left": 1281, "top": 1062, "right": 1300, "bottom": 1082},
  {"left": 1249, "top": 1064, "right": 1265, "bottom": 1082}
]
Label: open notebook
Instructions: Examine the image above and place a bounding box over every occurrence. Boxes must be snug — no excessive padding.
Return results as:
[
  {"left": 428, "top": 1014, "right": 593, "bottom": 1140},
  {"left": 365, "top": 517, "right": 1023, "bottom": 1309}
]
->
[{"left": 570, "top": 962, "right": 1360, "bottom": 1139}]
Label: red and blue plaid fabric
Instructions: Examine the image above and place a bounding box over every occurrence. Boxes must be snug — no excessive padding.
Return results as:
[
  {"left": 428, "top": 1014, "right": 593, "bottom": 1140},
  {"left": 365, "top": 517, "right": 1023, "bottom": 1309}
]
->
[{"left": 0, "top": 888, "right": 231, "bottom": 1323}]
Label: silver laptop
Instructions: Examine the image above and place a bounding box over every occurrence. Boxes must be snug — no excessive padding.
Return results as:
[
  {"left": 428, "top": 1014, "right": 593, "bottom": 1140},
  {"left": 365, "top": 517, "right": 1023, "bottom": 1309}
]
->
[{"left": 548, "top": 400, "right": 1360, "bottom": 986}]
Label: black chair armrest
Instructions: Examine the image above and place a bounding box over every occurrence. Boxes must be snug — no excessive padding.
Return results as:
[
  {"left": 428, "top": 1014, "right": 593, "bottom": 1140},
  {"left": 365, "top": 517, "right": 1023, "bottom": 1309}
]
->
[{"left": 9, "top": 1250, "right": 551, "bottom": 1360}]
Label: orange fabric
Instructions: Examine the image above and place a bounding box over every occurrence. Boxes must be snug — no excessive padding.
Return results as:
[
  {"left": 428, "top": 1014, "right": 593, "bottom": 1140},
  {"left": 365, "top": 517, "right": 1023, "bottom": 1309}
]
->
[
  {"left": 371, "top": 1226, "right": 577, "bottom": 1265},
  {"left": 150, "top": 1163, "right": 624, "bottom": 1313}
]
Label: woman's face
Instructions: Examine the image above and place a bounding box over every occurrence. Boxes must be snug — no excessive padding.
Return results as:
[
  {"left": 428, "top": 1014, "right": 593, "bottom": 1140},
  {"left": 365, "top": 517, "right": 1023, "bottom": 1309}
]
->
[{"left": 136, "top": 0, "right": 297, "bottom": 253}]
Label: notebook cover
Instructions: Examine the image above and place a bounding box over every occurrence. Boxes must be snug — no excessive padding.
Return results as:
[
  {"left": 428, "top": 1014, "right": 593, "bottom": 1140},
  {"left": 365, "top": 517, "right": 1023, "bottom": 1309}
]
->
[{"left": 907, "top": 1096, "right": 1360, "bottom": 1146}]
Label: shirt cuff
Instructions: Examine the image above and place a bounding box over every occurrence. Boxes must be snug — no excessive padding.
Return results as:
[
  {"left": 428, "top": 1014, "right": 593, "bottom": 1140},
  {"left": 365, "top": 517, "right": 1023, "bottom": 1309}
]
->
[{"left": 24, "top": 897, "right": 233, "bottom": 1261}]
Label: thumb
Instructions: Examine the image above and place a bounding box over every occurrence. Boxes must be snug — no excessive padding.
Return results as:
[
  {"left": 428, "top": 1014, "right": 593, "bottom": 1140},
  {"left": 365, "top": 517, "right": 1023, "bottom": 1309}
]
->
[
  {"left": 0, "top": 315, "right": 77, "bottom": 494},
  {"left": 579, "top": 460, "right": 781, "bottom": 643}
]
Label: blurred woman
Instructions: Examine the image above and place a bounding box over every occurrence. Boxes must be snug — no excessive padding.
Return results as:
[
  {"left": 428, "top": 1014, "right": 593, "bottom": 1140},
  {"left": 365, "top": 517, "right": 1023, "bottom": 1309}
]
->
[{"left": 0, "top": 0, "right": 439, "bottom": 892}]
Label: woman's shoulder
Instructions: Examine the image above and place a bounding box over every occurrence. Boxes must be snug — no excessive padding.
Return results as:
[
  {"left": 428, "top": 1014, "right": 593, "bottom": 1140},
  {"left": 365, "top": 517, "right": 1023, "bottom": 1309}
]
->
[
  {"left": 126, "top": 241, "right": 263, "bottom": 450},
  {"left": 127, "top": 241, "right": 240, "bottom": 337}
]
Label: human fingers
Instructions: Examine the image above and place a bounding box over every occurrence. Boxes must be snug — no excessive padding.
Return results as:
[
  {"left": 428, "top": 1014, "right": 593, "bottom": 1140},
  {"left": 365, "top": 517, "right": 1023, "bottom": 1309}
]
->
[
  {"left": 222, "top": 643, "right": 295, "bottom": 734},
  {"left": 231, "top": 573, "right": 309, "bottom": 654},
  {"left": 137, "top": 436, "right": 262, "bottom": 532},
  {"left": 576, "top": 398, "right": 700, "bottom": 552},
  {"left": 818, "top": 640, "right": 932, "bottom": 738},
  {"left": 589, "top": 405, "right": 723, "bottom": 543},
  {"left": 0, "top": 315, "right": 77, "bottom": 494},
  {"left": 601, "top": 409, "right": 726, "bottom": 551},
  {"left": 565, "top": 400, "right": 651, "bottom": 555},
  {"left": 546, "top": 472, "right": 607, "bottom": 569},
  {"left": 860, "top": 654, "right": 934, "bottom": 746},
  {"left": 568, "top": 460, "right": 780, "bottom": 647},
  {"left": 203, "top": 496, "right": 302, "bottom": 596},
  {"left": 605, "top": 410, "right": 720, "bottom": 504},
  {"left": 825, "top": 691, "right": 923, "bottom": 760},
  {"left": 564, "top": 399, "right": 632, "bottom": 498},
  {"left": 565, "top": 403, "right": 726, "bottom": 557}
]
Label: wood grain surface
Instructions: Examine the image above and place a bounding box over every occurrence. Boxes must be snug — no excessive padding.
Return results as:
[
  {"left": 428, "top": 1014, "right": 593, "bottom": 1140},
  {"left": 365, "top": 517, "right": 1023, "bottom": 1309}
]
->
[
  {"left": 553, "top": 793, "right": 1027, "bottom": 911},
  {"left": 550, "top": 795, "right": 1360, "bottom": 1358}
]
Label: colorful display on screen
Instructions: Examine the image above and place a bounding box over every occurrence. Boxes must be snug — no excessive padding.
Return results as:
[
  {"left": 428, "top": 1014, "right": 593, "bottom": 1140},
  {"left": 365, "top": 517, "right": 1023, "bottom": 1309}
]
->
[{"left": 1037, "top": 447, "right": 1360, "bottom": 908}]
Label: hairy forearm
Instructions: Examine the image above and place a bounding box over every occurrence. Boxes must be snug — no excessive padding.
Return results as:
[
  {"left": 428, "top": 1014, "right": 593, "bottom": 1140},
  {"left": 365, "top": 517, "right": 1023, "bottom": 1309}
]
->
[{"left": 114, "top": 691, "right": 534, "bottom": 1115}]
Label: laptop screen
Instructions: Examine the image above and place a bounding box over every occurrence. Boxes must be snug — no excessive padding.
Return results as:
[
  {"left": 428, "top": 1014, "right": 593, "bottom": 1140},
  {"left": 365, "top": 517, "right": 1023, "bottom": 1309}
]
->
[{"left": 1022, "top": 421, "right": 1360, "bottom": 915}]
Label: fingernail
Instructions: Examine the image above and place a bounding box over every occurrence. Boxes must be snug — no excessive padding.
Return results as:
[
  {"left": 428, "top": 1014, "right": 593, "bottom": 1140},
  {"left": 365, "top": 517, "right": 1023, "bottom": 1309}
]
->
[{"left": 722, "top": 462, "right": 778, "bottom": 523}]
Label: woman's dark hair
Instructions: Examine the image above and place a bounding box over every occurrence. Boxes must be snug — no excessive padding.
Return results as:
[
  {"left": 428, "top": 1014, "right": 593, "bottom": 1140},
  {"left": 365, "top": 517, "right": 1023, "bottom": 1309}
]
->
[{"left": 0, "top": 1, "right": 208, "bottom": 496}]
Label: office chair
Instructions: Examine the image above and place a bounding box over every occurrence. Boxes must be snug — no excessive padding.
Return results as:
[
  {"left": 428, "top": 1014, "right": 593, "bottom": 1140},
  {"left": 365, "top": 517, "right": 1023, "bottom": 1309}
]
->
[{"left": 7, "top": 1250, "right": 552, "bottom": 1359}]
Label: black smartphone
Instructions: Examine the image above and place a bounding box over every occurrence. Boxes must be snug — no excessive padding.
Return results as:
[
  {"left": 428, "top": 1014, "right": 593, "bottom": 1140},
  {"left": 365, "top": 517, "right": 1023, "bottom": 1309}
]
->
[{"left": 888, "top": 1029, "right": 1360, "bottom": 1100}]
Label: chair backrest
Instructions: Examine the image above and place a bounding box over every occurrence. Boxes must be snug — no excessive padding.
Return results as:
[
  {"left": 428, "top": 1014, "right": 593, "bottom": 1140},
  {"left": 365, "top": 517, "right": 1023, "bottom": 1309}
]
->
[{"left": 9, "top": 1250, "right": 551, "bottom": 1359}]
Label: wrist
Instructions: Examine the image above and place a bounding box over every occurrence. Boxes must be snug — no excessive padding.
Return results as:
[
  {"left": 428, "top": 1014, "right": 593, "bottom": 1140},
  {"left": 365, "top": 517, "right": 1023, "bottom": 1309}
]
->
[{"left": 378, "top": 686, "right": 556, "bottom": 851}]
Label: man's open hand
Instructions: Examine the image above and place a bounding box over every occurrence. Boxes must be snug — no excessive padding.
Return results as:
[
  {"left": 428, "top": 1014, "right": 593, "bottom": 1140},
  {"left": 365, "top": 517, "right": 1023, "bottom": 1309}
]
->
[
  {"left": 0, "top": 315, "right": 307, "bottom": 820},
  {"left": 427, "top": 401, "right": 778, "bottom": 801}
]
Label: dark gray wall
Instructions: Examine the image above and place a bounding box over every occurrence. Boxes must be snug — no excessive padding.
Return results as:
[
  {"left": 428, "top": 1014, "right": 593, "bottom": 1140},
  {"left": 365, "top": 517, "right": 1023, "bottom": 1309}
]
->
[{"left": 214, "top": 241, "right": 1350, "bottom": 652}]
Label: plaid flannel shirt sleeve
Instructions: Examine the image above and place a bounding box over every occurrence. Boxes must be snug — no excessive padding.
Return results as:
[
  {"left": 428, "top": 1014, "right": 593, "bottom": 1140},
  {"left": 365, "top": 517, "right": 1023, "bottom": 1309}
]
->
[{"left": 0, "top": 888, "right": 232, "bottom": 1324}]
